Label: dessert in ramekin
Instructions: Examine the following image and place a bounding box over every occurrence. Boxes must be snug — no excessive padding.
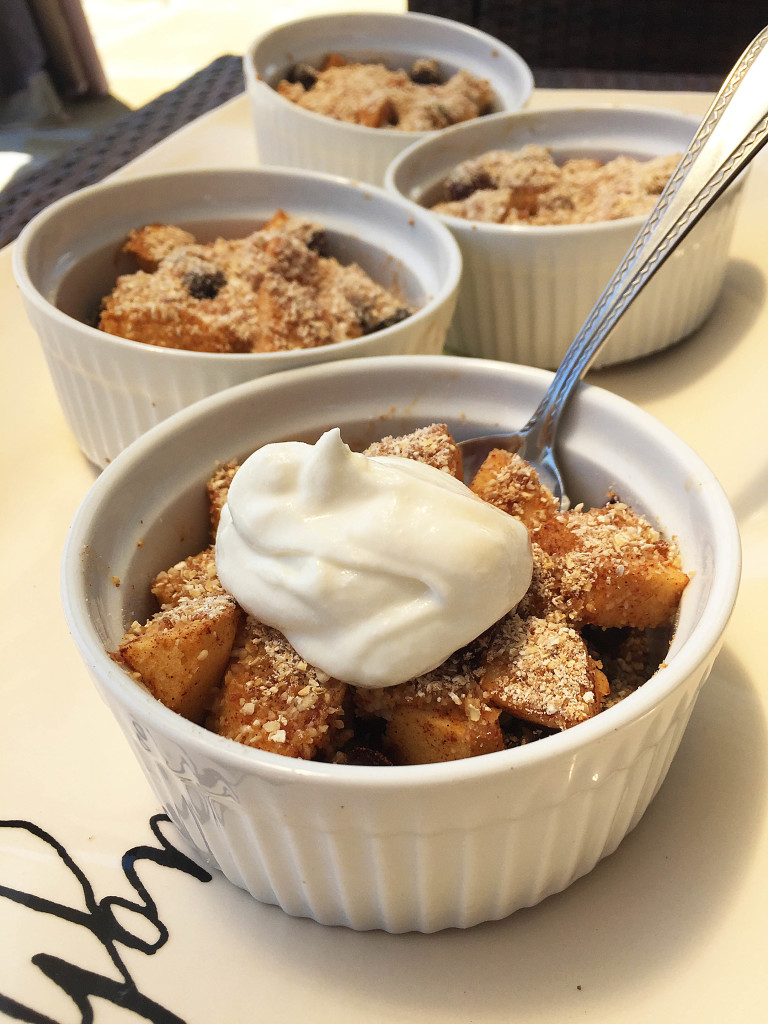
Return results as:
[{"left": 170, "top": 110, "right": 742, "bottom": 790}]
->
[
  {"left": 62, "top": 354, "right": 740, "bottom": 932},
  {"left": 243, "top": 10, "right": 533, "bottom": 186},
  {"left": 13, "top": 167, "right": 461, "bottom": 466},
  {"left": 385, "top": 105, "right": 747, "bottom": 368}
]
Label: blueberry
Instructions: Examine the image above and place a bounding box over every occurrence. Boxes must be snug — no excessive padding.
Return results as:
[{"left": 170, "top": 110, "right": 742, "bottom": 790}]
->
[
  {"left": 307, "top": 230, "right": 330, "bottom": 257},
  {"left": 410, "top": 58, "right": 442, "bottom": 85},
  {"left": 182, "top": 269, "right": 226, "bottom": 300},
  {"left": 286, "top": 62, "right": 318, "bottom": 90},
  {"left": 365, "top": 308, "right": 410, "bottom": 333},
  {"left": 342, "top": 745, "right": 393, "bottom": 767},
  {"left": 446, "top": 170, "right": 493, "bottom": 202}
]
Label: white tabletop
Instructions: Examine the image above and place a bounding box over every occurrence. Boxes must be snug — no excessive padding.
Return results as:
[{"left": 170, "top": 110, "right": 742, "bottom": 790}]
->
[{"left": 2, "top": 89, "right": 767, "bottom": 1023}]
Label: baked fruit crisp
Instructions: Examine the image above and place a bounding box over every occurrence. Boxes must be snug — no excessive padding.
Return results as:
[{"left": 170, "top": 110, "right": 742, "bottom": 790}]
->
[
  {"left": 430, "top": 144, "right": 681, "bottom": 225},
  {"left": 97, "top": 210, "right": 413, "bottom": 353},
  {"left": 276, "top": 54, "right": 493, "bottom": 130},
  {"left": 112, "top": 424, "right": 689, "bottom": 765}
]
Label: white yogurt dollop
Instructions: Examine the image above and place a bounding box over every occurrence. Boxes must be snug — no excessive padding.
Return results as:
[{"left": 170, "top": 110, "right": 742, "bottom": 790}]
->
[{"left": 215, "top": 428, "right": 532, "bottom": 688}]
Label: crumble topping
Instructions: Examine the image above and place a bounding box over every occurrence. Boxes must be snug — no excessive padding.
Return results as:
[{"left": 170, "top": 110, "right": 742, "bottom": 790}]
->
[
  {"left": 97, "top": 212, "right": 413, "bottom": 354},
  {"left": 480, "top": 614, "right": 608, "bottom": 730},
  {"left": 277, "top": 55, "right": 494, "bottom": 131},
  {"left": 363, "top": 422, "right": 464, "bottom": 477},
  {"left": 470, "top": 448, "right": 559, "bottom": 530},
  {"left": 151, "top": 548, "right": 224, "bottom": 607},
  {"left": 207, "top": 618, "right": 349, "bottom": 760},
  {"left": 431, "top": 144, "right": 681, "bottom": 225},
  {"left": 354, "top": 640, "right": 487, "bottom": 721},
  {"left": 122, "top": 593, "right": 235, "bottom": 640}
]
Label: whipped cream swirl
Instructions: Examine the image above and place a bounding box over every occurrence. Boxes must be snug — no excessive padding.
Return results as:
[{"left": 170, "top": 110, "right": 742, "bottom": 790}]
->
[{"left": 215, "top": 428, "right": 532, "bottom": 688}]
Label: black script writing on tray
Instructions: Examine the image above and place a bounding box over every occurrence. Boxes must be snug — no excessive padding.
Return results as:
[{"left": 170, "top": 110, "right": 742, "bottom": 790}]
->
[{"left": 0, "top": 813, "right": 212, "bottom": 1023}]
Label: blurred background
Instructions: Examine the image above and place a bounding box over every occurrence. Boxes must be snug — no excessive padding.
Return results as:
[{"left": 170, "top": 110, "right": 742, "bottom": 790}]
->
[
  {"left": 1, "top": 1, "right": 765, "bottom": 231},
  {"left": 0, "top": 1, "right": 406, "bottom": 193}
]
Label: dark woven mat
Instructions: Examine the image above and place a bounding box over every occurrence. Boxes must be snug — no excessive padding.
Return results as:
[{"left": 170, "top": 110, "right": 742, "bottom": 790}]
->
[
  {"left": 409, "top": 0, "right": 765, "bottom": 81},
  {"left": 0, "top": 54, "right": 245, "bottom": 249},
  {"left": 530, "top": 67, "right": 723, "bottom": 91}
]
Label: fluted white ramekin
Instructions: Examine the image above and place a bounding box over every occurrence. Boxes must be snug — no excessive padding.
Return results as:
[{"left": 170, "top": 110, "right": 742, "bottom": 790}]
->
[
  {"left": 62, "top": 354, "right": 740, "bottom": 932},
  {"left": 243, "top": 10, "right": 533, "bottom": 186},
  {"left": 13, "top": 167, "right": 461, "bottom": 467},
  {"left": 385, "top": 105, "right": 747, "bottom": 368}
]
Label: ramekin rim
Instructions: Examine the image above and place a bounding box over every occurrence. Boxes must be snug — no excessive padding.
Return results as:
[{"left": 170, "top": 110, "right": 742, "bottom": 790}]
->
[
  {"left": 384, "top": 103, "right": 706, "bottom": 236},
  {"left": 243, "top": 9, "right": 534, "bottom": 140}
]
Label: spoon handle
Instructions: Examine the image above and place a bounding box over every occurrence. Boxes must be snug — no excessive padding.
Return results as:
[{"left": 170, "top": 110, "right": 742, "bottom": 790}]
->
[{"left": 521, "top": 25, "right": 768, "bottom": 450}]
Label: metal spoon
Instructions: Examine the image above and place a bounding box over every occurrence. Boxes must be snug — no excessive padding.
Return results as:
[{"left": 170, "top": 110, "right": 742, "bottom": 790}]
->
[{"left": 458, "top": 25, "right": 768, "bottom": 506}]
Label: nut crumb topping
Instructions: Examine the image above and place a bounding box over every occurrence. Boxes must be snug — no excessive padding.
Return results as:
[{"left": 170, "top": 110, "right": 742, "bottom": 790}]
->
[
  {"left": 98, "top": 212, "right": 413, "bottom": 353},
  {"left": 481, "top": 615, "right": 608, "bottom": 730},
  {"left": 364, "top": 423, "right": 463, "bottom": 478},
  {"left": 112, "top": 423, "right": 688, "bottom": 765},
  {"left": 206, "top": 617, "right": 349, "bottom": 760},
  {"left": 277, "top": 56, "right": 493, "bottom": 131},
  {"left": 432, "top": 144, "right": 681, "bottom": 225}
]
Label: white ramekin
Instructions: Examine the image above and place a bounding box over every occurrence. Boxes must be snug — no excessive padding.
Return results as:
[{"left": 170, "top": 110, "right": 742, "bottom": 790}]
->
[
  {"left": 62, "top": 354, "right": 741, "bottom": 932},
  {"left": 385, "top": 105, "right": 747, "bottom": 368},
  {"left": 243, "top": 10, "right": 533, "bottom": 186},
  {"left": 13, "top": 167, "right": 461, "bottom": 466}
]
